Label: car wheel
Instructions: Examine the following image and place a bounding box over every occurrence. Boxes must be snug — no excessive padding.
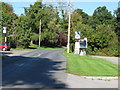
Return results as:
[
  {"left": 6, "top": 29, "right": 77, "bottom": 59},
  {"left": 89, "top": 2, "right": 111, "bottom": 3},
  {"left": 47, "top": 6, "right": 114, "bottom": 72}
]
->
[
  {"left": 7, "top": 49, "right": 10, "bottom": 51},
  {"left": 2, "top": 48, "right": 6, "bottom": 51}
]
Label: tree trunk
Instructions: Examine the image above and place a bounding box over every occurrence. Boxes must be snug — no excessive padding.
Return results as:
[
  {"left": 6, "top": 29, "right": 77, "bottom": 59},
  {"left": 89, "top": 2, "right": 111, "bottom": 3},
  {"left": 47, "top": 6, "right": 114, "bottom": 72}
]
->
[{"left": 30, "top": 40, "right": 33, "bottom": 45}]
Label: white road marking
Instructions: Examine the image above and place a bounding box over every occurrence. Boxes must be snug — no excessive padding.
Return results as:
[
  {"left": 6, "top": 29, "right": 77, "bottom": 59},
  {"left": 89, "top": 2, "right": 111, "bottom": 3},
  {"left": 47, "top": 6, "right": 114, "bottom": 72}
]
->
[{"left": 37, "top": 54, "right": 42, "bottom": 57}]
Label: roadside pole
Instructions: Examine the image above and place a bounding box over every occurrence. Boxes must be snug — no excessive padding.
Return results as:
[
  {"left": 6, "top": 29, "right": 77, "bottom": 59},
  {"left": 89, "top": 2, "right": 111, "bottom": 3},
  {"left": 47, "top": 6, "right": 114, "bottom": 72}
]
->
[
  {"left": 67, "top": 0, "right": 71, "bottom": 53},
  {"left": 39, "top": 19, "right": 41, "bottom": 47},
  {"left": 3, "top": 27, "right": 7, "bottom": 42}
]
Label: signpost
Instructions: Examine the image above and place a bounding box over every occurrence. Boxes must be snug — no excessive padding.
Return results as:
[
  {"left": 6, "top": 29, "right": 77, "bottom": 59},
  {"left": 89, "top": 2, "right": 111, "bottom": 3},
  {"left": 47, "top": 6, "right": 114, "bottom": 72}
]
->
[
  {"left": 75, "top": 31, "right": 81, "bottom": 39},
  {"left": 3, "top": 27, "right": 7, "bottom": 42},
  {"left": 74, "top": 31, "right": 81, "bottom": 55},
  {"left": 80, "top": 38, "right": 87, "bottom": 48},
  {"left": 80, "top": 38, "right": 87, "bottom": 56},
  {"left": 3, "top": 27, "right": 6, "bottom": 34},
  {"left": 74, "top": 41, "right": 80, "bottom": 55},
  {"left": 74, "top": 31, "right": 87, "bottom": 55}
]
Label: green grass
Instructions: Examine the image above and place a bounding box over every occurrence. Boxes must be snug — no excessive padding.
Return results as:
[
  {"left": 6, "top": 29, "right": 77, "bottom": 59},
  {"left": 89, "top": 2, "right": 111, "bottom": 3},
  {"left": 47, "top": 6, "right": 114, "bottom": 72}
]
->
[
  {"left": 63, "top": 51, "right": 119, "bottom": 76},
  {"left": 11, "top": 45, "right": 63, "bottom": 50}
]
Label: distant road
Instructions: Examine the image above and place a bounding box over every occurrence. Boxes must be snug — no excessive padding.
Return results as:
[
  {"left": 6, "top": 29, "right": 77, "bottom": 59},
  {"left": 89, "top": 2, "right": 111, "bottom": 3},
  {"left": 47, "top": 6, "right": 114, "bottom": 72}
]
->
[
  {"left": 2, "top": 49, "right": 118, "bottom": 88},
  {"left": 91, "top": 56, "right": 119, "bottom": 64}
]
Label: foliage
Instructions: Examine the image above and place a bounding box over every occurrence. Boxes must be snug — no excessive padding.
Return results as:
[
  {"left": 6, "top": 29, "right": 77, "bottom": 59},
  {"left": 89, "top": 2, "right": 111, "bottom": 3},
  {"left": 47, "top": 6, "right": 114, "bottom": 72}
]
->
[
  {"left": 24, "top": 1, "right": 66, "bottom": 47},
  {"left": 114, "top": 8, "right": 120, "bottom": 36},
  {"left": 14, "top": 16, "right": 31, "bottom": 48},
  {"left": 1, "top": 2, "right": 118, "bottom": 56},
  {"left": 71, "top": 11, "right": 82, "bottom": 43},
  {"left": 85, "top": 24, "right": 118, "bottom": 56},
  {"left": 70, "top": 6, "right": 118, "bottom": 56},
  {"left": 31, "top": 32, "right": 39, "bottom": 42},
  {"left": 89, "top": 6, "right": 114, "bottom": 28},
  {"left": 0, "top": 2, "right": 18, "bottom": 43},
  {"left": 74, "top": 9, "right": 89, "bottom": 24},
  {"left": 71, "top": 11, "right": 82, "bottom": 31}
]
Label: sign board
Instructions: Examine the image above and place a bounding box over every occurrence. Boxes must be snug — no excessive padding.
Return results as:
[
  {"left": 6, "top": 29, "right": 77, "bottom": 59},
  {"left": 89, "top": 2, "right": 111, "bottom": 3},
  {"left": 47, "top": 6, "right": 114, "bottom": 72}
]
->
[
  {"left": 80, "top": 38, "right": 87, "bottom": 48},
  {"left": 75, "top": 41, "right": 80, "bottom": 49},
  {"left": 3, "top": 27, "right": 7, "bottom": 33},
  {"left": 74, "top": 41, "right": 80, "bottom": 55},
  {"left": 75, "top": 31, "right": 80, "bottom": 39},
  {"left": 74, "top": 48, "right": 80, "bottom": 55}
]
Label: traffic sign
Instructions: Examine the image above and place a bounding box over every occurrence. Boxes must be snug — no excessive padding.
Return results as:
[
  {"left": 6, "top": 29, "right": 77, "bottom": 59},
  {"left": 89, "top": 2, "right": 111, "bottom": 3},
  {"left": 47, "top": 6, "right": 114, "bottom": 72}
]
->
[
  {"left": 75, "top": 31, "right": 81, "bottom": 39},
  {"left": 3, "top": 27, "right": 7, "bottom": 33}
]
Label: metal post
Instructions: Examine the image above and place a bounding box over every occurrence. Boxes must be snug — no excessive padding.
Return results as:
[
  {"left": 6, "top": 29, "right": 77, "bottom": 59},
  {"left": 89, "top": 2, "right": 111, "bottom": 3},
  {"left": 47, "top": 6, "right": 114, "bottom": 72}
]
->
[
  {"left": 3, "top": 27, "right": 7, "bottom": 42},
  {"left": 5, "top": 37, "right": 7, "bottom": 42},
  {"left": 39, "top": 19, "right": 41, "bottom": 47},
  {"left": 67, "top": 0, "right": 71, "bottom": 53}
]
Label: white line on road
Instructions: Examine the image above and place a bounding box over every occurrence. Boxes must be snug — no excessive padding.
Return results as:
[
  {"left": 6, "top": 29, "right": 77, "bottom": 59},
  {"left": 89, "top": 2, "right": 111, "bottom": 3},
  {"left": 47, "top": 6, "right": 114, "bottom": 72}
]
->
[{"left": 37, "top": 54, "right": 42, "bottom": 57}]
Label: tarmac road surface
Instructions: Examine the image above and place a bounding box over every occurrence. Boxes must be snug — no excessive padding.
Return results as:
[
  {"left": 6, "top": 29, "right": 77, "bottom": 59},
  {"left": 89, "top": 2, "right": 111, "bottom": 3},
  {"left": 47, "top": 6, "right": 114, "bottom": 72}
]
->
[
  {"left": 2, "top": 49, "right": 118, "bottom": 88},
  {"left": 91, "top": 56, "right": 119, "bottom": 64}
]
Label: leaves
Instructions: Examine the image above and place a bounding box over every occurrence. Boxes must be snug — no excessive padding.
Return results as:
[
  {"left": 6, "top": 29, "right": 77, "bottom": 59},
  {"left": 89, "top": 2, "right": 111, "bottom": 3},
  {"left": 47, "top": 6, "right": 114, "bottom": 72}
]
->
[{"left": 1, "top": 2, "right": 119, "bottom": 56}]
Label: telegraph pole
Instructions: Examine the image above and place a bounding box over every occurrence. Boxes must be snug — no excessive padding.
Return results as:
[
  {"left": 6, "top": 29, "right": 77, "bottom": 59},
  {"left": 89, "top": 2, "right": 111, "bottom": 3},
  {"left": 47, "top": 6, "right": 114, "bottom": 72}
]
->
[
  {"left": 39, "top": 19, "right": 41, "bottom": 47},
  {"left": 67, "top": 0, "right": 71, "bottom": 53}
]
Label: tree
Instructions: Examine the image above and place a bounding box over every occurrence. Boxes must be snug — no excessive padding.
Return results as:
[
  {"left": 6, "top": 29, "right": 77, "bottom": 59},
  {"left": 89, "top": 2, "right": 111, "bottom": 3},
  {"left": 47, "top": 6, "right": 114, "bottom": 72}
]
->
[
  {"left": 74, "top": 9, "right": 89, "bottom": 24},
  {"left": 90, "top": 6, "right": 113, "bottom": 28},
  {"left": 11, "top": 16, "right": 31, "bottom": 48},
  {"left": 30, "top": 32, "right": 39, "bottom": 45},
  {"left": 0, "top": 2, "right": 18, "bottom": 43},
  {"left": 70, "top": 11, "right": 82, "bottom": 43},
  {"left": 24, "top": 1, "right": 68, "bottom": 47},
  {"left": 89, "top": 25, "right": 118, "bottom": 55},
  {"left": 24, "top": 2, "right": 53, "bottom": 45},
  {"left": 114, "top": 8, "right": 120, "bottom": 36}
]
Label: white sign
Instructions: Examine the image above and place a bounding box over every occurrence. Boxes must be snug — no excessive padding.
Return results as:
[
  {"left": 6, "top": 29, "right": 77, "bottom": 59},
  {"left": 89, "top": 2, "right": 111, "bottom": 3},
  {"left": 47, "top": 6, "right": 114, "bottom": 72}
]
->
[
  {"left": 75, "top": 31, "right": 80, "bottom": 39},
  {"left": 3, "top": 27, "right": 7, "bottom": 33},
  {"left": 74, "top": 41, "right": 80, "bottom": 54},
  {"left": 75, "top": 41, "right": 80, "bottom": 48}
]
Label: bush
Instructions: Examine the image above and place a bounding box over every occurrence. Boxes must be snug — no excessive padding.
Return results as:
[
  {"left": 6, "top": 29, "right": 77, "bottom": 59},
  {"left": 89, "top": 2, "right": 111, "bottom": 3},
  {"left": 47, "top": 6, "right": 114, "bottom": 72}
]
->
[{"left": 70, "top": 43, "right": 75, "bottom": 53}]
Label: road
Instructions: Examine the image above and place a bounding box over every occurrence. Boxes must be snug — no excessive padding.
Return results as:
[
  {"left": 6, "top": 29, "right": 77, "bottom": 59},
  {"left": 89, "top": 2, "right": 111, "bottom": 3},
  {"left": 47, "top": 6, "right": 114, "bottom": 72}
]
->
[
  {"left": 91, "top": 56, "right": 119, "bottom": 64},
  {"left": 2, "top": 49, "right": 118, "bottom": 88},
  {"left": 3, "top": 49, "right": 68, "bottom": 88}
]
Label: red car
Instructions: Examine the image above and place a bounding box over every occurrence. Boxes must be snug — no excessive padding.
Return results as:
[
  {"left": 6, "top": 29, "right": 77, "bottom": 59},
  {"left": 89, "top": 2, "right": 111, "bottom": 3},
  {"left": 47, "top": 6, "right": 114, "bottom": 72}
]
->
[{"left": 0, "top": 42, "right": 11, "bottom": 51}]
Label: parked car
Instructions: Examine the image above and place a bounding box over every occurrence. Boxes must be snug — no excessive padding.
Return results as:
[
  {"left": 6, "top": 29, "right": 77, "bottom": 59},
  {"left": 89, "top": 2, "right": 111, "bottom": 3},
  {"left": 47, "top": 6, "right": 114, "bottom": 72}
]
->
[{"left": 0, "top": 42, "right": 11, "bottom": 51}]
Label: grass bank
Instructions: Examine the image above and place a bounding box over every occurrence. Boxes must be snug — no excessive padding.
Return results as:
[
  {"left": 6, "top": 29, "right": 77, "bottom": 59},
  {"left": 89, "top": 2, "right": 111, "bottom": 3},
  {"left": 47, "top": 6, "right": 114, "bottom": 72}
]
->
[{"left": 63, "top": 51, "right": 119, "bottom": 76}]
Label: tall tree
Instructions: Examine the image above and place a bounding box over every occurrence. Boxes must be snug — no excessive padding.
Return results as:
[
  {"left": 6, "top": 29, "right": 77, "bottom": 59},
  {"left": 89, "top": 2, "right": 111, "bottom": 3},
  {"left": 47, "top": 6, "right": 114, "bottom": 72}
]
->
[
  {"left": 0, "top": 2, "right": 18, "bottom": 43},
  {"left": 114, "top": 8, "right": 120, "bottom": 36},
  {"left": 12, "top": 16, "right": 31, "bottom": 48},
  {"left": 74, "top": 9, "right": 89, "bottom": 24},
  {"left": 24, "top": 1, "right": 66, "bottom": 46},
  {"left": 90, "top": 6, "right": 113, "bottom": 28}
]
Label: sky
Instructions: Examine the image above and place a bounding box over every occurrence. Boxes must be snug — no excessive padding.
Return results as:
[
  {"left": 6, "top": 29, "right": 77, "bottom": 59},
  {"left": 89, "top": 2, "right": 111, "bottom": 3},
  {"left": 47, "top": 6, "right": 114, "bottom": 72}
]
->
[{"left": 1, "top": 0, "right": 120, "bottom": 16}]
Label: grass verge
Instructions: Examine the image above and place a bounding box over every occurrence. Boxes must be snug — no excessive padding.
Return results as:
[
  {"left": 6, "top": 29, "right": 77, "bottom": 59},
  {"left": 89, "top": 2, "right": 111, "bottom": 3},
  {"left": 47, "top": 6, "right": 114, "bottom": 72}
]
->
[
  {"left": 63, "top": 51, "right": 119, "bottom": 76},
  {"left": 11, "top": 45, "right": 63, "bottom": 50}
]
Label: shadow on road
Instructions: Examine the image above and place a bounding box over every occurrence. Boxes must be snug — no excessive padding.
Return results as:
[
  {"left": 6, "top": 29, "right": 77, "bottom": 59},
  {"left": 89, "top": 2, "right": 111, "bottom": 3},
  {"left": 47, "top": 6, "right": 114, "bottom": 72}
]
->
[
  {"left": 1, "top": 51, "right": 13, "bottom": 56},
  {"left": 2, "top": 55, "right": 68, "bottom": 88}
]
